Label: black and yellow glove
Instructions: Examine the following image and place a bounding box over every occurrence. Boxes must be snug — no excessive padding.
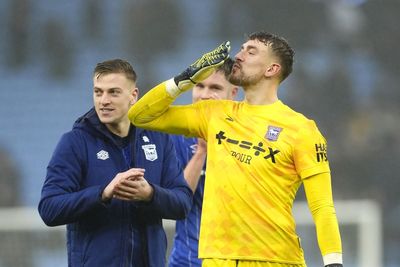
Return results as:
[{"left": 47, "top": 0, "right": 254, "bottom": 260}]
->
[
  {"left": 174, "top": 41, "right": 230, "bottom": 92},
  {"left": 325, "top": 264, "right": 343, "bottom": 267}
]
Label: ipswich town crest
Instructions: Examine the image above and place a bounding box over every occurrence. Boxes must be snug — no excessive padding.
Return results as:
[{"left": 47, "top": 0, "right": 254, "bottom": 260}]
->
[
  {"left": 265, "top": 126, "right": 283, "bottom": 141},
  {"left": 141, "top": 144, "right": 158, "bottom": 161}
]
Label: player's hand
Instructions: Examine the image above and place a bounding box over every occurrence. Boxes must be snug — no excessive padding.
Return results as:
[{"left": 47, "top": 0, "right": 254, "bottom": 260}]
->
[
  {"left": 113, "top": 175, "right": 154, "bottom": 202},
  {"left": 325, "top": 264, "right": 343, "bottom": 267},
  {"left": 102, "top": 168, "right": 148, "bottom": 202},
  {"left": 174, "top": 41, "right": 230, "bottom": 92}
]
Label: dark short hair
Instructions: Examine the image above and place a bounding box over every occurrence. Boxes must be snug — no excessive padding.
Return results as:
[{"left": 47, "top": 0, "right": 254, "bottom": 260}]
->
[
  {"left": 216, "top": 57, "right": 234, "bottom": 79},
  {"left": 94, "top": 59, "right": 137, "bottom": 82},
  {"left": 247, "top": 31, "right": 295, "bottom": 82}
]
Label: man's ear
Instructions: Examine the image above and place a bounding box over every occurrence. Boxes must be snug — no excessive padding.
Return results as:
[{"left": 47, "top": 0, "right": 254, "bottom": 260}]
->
[
  {"left": 131, "top": 87, "right": 139, "bottom": 104},
  {"left": 231, "top": 86, "right": 239, "bottom": 100},
  {"left": 264, "top": 63, "right": 281, "bottom": 78}
]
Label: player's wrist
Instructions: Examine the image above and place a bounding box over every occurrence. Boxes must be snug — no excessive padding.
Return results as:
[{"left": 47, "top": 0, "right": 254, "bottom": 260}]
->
[
  {"left": 166, "top": 78, "right": 182, "bottom": 98},
  {"left": 323, "top": 253, "right": 342, "bottom": 267},
  {"left": 144, "top": 184, "right": 154, "bottom": 202},
  {"left": 173, "top": 41, "right": 230, "bottom": 94},
  {"left": 173, "top": 69, "right": 195, "bottom": 91},
  {"left": 100, "top": 188, "right": 112, "bottom": 204}
]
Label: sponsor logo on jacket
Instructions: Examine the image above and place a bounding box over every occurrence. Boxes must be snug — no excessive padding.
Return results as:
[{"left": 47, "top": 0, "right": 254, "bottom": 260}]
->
[{"left": 97, "top": 150, "right": 109, "bottom": 160}]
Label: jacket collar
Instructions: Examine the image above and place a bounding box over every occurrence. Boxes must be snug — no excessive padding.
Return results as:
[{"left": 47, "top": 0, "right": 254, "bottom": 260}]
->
[{"left": 73, "top": 108, "right": 143, "bottom": 146}]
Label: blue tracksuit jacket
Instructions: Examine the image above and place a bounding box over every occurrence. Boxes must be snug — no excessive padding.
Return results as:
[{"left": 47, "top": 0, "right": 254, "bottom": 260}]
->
[
  {"left": 38, "top": 108, "right": 192, "bottom": 267},
  {"left": 168, "top": 135, "right": 205, "bottom": 267}
]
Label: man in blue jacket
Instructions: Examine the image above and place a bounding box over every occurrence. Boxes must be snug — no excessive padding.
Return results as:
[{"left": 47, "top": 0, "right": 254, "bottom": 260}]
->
[{"left": 38, "top": 59, "right": 192, "bottom": 267}]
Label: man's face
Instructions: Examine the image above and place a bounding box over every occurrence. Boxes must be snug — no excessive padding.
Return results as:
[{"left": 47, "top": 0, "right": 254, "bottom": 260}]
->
[
  {"left": 230, "top": 39, "right": 276, "bottom": 87},
  {"left": 93, "top": 72, "right": 138, "bottom": 127},
  {"left": 192, "top": 71, "right": 238, "bottom": 103}
]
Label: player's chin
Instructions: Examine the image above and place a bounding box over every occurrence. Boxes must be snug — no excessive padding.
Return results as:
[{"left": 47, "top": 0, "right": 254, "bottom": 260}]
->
[
  {"left": 228, "top": 74, "right": 242, "bottom": 87},
  {"left": 98, "top": 116, "right": 115, "bottom": 124}
]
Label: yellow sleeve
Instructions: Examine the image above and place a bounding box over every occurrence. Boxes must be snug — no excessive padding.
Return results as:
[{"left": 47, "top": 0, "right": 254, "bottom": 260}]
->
[
  {"left": 293, "top": 120, "right": 330, "bottom": 179},
  {"left": 303, "top": 172, "right": 342, "bottom": 257},
  {"left": 128, "top": 79, "right": 207, "bottom": 138}
]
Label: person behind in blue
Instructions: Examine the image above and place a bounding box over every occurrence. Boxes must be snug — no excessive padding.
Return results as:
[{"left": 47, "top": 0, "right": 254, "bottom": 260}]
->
[
  {"left": 168, "top": 59, "right": 238, "bottom": 267},
  {"left": 38, "top": 59, "right": 192, "bottom": 267}
]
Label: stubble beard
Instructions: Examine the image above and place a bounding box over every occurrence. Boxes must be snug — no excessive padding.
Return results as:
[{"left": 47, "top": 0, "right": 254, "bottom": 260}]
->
[
  {"left": 229, "top": 70, "right": 247, "bottom": 87},
  {"left": 229, "top": 70, "right": 262, "bottom": 88}
]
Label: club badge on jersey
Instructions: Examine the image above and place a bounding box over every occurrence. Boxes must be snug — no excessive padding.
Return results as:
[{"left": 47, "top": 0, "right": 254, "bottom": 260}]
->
[
  {"left": 142, "top": 144, "right": 158, "bottom": 161},
  {"left": 265, "top": 126, "right": 283, "bottom": 142}
]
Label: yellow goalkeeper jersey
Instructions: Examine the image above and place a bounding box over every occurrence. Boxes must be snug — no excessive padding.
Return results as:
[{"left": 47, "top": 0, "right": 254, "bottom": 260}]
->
[{"left": 128, "top": 81, "right": 341, "bottom": 264}]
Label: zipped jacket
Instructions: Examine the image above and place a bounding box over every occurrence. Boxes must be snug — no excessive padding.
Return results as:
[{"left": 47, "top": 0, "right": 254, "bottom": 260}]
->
[{"left": 38, "top": 108, "right": 192, "bottom": 267}]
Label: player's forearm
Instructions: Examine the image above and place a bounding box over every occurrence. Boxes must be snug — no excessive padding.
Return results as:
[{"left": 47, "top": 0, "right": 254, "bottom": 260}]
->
[
  {"left": 183, "top": 151, "right": 207, "bottom": 192},
  {"left": 129, "top": 41, "right": 229, "bottom": 132},
  {"left": 304, "top": 172, "right": 342, "bottom": 264},
  {"left": 128, "top": 80, "right": 204, "bottom": 136},
  {"left": 38, "top": 185, "right": 106, "bottom": 226},
  {"left": 128, "top": 80, "right": 176, "bottom": 126},
  {"left": 129, "top": 41, "right": 229, "bottom": 127},
  {"left": 316, "top": 208, "right": 342, "bottom": 264},
  {"left": 142, "top": 183, "right": 193, "bottom": 220}
]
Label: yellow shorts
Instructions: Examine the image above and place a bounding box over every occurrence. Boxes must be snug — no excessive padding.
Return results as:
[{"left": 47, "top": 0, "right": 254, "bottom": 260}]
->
[{"left": 202, "top": 259, "right": 306, "bottom": 267}]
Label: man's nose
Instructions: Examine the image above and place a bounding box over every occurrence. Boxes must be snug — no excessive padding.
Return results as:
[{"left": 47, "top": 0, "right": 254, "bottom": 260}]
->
[
  {"left": 100, "top": 93, "right": 111, "bottom": 104},
  {"left": 234, "top": 51, "right": 243, "bottom": 62},
  {"left": 201, "top": 88, "right": 213, "bottom": 100}
]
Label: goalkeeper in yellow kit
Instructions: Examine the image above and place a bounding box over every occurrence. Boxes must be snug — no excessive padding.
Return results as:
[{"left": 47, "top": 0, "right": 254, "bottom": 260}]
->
[{"left": 128, "top": 31, "right": 343, "bottom": 267}]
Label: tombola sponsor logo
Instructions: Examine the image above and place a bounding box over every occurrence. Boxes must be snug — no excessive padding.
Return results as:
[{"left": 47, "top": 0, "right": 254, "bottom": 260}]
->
[{"left": 216, "top": 130, "right": 280, "bottom": 164}]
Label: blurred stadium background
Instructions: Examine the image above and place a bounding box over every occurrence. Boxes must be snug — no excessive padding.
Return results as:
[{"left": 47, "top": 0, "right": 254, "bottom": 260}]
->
[{"left": 0, "top": 0, "right": 399, "bottom": 266}]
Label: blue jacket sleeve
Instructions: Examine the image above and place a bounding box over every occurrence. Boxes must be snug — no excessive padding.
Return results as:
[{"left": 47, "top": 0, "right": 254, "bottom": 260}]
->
[
  {"left": 140, "top": 134, "right": 192, "bottom": 220},
  {"left": 38, "top": 132, "right": 107, "bottom": 226}
]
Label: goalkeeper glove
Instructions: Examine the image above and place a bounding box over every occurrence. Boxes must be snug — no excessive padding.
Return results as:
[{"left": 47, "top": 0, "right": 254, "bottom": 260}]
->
[
  {"left": 174, "top": 41, "right": 230, "bottom": 92},
  {"left": 325, "top": 264, "right": 343, "bottom": 267}
]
